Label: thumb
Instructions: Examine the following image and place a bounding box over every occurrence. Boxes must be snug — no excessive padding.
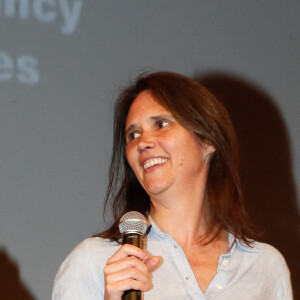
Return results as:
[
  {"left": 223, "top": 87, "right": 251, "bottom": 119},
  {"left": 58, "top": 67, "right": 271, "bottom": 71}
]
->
[{"left": 145, "top": 256, "right": 160, "bottom": 272}]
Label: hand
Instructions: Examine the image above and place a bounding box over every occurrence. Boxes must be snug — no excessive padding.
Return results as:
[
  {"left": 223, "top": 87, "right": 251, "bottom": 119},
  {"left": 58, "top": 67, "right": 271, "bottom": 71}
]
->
[{"left": 104, "top": 244, "right": 160, "bottom": 300}]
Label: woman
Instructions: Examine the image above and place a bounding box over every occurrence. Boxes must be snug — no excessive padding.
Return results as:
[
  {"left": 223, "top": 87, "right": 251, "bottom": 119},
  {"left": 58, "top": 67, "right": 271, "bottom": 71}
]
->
[{"left": 52, "top": 72, "right": 293, "bottom": 299}]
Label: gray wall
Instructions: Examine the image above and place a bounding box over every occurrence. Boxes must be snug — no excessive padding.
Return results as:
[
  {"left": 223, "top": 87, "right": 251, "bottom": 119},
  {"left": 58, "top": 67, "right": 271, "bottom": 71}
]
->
[{"left": 0, "top": 1, "right": 299, "bottom": 299}]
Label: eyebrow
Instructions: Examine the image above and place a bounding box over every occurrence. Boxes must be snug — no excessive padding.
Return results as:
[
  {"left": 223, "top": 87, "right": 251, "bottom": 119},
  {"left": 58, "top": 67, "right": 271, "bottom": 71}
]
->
[
  {"left": 125, "top": 114, "right": 174, "bottom": 136},
  {"left": 151, "top": 114, "right": 174, "bottom": 122}
]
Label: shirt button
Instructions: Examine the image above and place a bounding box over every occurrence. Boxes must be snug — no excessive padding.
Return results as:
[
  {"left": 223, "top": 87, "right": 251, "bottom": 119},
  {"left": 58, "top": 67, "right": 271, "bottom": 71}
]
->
[
  {"left": 185, "top": 276, "right": 189, "bottom": 280},
  {"left": 216, "top": 283, "right": 223, "bottom": 289},
  {"left": 173, "top": 245, "right": 177, "bottom": 249},
  {"left": 222, "top": 259, "right": 228, "bottom": 265}
]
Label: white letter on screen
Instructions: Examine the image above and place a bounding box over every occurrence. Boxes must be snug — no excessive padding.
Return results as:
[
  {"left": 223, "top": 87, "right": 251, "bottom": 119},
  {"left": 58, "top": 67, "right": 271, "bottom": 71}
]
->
[
  {"left": 33, "top": 0, "right": 56, "bottom": 23},
  {"left": 59, "top": 0, "right": 83, "bottom": 34}
]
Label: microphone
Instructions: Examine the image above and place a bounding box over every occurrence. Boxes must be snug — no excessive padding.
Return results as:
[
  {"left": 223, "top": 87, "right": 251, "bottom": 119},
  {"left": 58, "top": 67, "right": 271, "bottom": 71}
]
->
[{"left": 119, "top": 211, "right": 148, "bottom": 300}]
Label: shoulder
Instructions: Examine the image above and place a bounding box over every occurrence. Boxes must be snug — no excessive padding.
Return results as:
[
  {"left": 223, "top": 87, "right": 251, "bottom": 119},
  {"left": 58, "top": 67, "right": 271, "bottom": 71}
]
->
[
  {"left": 72, "top": 236, "right": 119, "bottom": 257},
  {"left": 237, "top": 239, "right": 289, "bottom": 271},
  {"left": 233, "top": 240, "right": 293, "bottom": 298},
  {"left": 52, "top": 237, "right": 120, "bottom": 299},
  {"left": 234, "top": 238, "right": 291, "bottom": 280},
  {"left": 241, "top": 241, "right": 292, "bottom": 295},
  {"left": 251, "top": 241, "right": 289, "bottom": 270},
  {"left": 253, "top": 242, "right": 293, "bottom": 299},
  {"left": 56, "top": 237, "right": 119, "bottom": 275}
]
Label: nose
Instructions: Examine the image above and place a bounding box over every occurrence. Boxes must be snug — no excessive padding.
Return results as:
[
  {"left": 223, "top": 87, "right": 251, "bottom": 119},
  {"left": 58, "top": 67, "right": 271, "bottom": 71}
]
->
[{"left": 137, "top": 134, "right": 155, "bottom": 152}]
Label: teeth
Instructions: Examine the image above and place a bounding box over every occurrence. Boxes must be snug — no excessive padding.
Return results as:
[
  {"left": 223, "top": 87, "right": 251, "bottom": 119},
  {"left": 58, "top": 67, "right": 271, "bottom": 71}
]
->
[{"left": 144, "top": 158, "right": 168, "bottom": 170}]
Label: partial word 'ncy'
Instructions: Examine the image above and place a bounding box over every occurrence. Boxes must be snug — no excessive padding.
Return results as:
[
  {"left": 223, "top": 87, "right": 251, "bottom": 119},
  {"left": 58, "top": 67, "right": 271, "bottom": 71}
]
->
[{"left": 0, "top": 0, "right": 83, "bottom": 35}]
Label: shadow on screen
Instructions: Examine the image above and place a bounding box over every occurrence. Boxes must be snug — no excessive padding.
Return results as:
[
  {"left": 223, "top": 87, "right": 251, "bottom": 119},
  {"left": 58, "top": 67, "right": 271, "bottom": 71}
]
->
[
  {"left": 0, "top": 248, "right": 36, "bottom": 300},
  {"left": 196, "top": 73, "right": 300, "bottom": 299}
]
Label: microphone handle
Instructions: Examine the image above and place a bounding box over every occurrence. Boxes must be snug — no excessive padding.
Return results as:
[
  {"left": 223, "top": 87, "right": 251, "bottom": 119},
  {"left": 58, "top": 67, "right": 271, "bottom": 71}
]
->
[
  {"left": 122, "top": 233, "right": 143, "bottom": 300},
  {"left": 122, "top": 233, "right": 143, "bottom": 248},
  {"left": 122, "top": 289, "right": 141, "bottom": 300}
]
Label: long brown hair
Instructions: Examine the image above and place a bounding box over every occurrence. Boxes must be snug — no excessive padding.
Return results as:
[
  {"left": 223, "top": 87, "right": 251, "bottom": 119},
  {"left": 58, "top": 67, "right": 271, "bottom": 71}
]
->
[{"left": 99, "top": 71, "right": 257, "bottom": 244}]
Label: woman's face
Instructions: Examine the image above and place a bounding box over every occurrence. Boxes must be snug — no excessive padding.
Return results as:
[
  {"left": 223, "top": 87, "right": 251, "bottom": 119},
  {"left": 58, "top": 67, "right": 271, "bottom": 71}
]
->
[{"left": 125, "top": 90, "right": 214, "bottom": 198}]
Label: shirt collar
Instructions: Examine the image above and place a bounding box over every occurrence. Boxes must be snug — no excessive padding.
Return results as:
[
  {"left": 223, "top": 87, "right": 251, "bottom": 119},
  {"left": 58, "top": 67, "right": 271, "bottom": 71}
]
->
[
  {"left": 148, "top": 215, "right": 259, "bottom": 254},
  {"left": 234, "top": 235, "right": 260, "bottom": 253},
  {"left": 147, "top": 215, "right": 168, "bottom": 238},
  {"left": 225, "top": 232, "right": 260, "bottom": 257}
]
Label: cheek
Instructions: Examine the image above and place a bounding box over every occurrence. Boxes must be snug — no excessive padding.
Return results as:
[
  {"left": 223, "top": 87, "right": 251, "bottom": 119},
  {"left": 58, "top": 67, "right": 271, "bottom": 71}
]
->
[
  {"left": 160, "top": 133, "right": 178, "bottom": 149},
  {"left": 163, "top": 138, "right": 186, "bottom": 168}
]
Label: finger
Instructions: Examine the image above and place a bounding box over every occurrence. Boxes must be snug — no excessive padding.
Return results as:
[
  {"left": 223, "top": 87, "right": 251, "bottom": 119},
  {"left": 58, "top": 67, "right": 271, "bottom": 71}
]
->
[
  {"left": 106, "top": 277, "right": 151, "bottom": 296},
  {"left": 104, "top": 255, "right": 148, "bottom": 275},
  {"left": 145, "top": 256, "right": 160, "bottom": 272},
  {"left": 106, "top": 244, "right": 148, "bottom": 264},
  {"left": 106, "top": 266, "right": 150, "bottom": 286}
]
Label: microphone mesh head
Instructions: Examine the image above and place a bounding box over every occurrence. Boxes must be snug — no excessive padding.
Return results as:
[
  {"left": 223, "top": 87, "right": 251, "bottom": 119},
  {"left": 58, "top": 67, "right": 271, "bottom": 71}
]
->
[{"left": 119, "top": 211, "right": 148, "bottom": 236}]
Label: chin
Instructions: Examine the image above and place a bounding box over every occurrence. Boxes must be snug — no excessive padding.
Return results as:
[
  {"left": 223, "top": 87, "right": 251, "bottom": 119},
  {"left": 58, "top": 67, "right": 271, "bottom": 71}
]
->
[{"left": 144, "top": 181, "right": 169, "bottom": 196}]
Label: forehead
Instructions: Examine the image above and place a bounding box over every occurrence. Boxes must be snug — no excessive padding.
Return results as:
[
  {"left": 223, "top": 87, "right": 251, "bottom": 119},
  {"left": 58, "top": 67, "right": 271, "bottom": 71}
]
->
[{"left": 125, "top": 91, "right": 171, "bottom": 126}]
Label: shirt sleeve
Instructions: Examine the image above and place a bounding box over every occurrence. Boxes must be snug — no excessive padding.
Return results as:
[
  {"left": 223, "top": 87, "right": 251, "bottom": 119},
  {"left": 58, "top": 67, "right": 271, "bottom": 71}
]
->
[
  {"left": 51, "top": 238, "right": 105, "bottom": 300},
  {"left": 271, "top": 246, "right": 294, "bottom": 300},
  {"left": 280, "top": 260, "right": 293, "bottom": 300}
]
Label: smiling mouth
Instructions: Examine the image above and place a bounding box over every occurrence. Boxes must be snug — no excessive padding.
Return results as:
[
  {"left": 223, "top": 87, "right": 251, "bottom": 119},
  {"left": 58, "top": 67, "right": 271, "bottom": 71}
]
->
[{"left": 143, "top": 158, "right": 168, "bottom": 170}]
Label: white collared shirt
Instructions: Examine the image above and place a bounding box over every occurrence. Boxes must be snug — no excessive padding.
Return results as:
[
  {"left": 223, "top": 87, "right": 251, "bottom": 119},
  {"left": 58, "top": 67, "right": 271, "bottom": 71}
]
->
[{"left": 52, "top": 221, "right": 293, "bottom": 299}]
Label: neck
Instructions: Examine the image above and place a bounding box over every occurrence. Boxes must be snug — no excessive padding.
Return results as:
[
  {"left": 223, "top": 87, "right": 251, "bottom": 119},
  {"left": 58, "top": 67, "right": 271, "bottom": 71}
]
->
[
  {"left": 149, "top": 184, "right": 211, "bottom": 247},
  {"left": 148, "top": 157, "right": 214, "bottom": 247}
]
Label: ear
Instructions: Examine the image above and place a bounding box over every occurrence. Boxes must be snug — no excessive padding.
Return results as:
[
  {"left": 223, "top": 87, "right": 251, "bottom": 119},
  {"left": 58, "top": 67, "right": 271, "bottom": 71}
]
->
[
  {"left": 205, "top": 143, "right": 216, "bottom": 155},
  {"left": 203, "top": 142, "right": 216, "bottom": 163}
]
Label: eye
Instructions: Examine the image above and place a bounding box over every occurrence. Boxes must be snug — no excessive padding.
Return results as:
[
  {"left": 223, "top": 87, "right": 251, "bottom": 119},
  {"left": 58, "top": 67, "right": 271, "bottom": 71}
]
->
[
  {"left": 127, "top": 131, "right": 140, "bottom": 141},
  {"left": 157, "top": 120, "right": 169, "bottom": 128}
]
